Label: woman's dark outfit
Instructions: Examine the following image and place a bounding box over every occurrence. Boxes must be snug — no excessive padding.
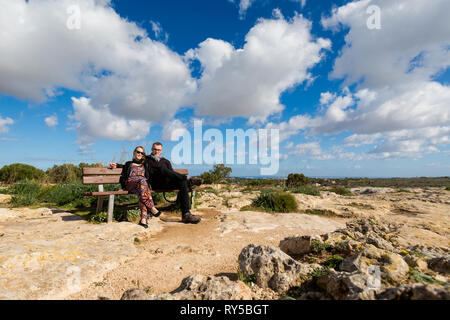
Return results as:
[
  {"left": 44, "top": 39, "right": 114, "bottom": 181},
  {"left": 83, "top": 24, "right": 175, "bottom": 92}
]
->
[{"left": 117, "top": 161, "right": 154, "bottom": 221}]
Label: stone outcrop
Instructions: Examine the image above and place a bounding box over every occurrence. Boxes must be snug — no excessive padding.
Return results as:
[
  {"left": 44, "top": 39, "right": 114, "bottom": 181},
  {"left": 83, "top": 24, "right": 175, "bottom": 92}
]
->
[
  {"left": 279, "top": 234, "right": 323, "bottom": 255},
  {"left": 340, "top": 244, "right": 409, "bottom": 283},
  {"left": 238, "top": 244, "right": 313, "bottom": 293},
  {"left": 427, "top": 256, "right": 450, "bottom": 275},
  {"left": 121, "top": 275, "right": 254, "bottom": 300},
  {"left": 316, "top": 269, "right": 377, "bottom": 300}
]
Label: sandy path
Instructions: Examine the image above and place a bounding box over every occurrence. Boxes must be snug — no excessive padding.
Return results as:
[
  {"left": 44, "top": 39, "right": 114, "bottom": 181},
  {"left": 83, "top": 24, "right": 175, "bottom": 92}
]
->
[{"left": 66, "top": 209, "right": 347, "bottom": 300}]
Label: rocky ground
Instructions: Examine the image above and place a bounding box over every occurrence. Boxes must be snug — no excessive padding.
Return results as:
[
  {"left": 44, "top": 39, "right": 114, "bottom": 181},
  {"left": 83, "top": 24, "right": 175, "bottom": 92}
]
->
[{"left": 0, "top": 186, "right": 448, "bottom": 300}]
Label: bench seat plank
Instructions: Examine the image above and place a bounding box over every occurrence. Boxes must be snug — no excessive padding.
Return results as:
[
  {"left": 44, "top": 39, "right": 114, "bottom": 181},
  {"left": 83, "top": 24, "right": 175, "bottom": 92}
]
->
[{"left": 84, "top": 186, "right": 205, "bottom": 197}]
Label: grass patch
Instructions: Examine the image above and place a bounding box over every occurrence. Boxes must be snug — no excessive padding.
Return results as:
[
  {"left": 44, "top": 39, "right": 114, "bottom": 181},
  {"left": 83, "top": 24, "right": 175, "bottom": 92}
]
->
[
  {"left": 303, "top": 209, "right": 336, "bottom": 217},
  {"left": 346, "top": 202, "right": 375, "bottom": 210},
  {"left": 290, "top": 185, "right": 321, "bottom": 196},
  {"left": 408, "top": 268, "right": 447, "bottom": 286},
  {"left": 250, "top": 191, "right": 298, "bottom": 213},
  {"left": 309, "top": 266, "right": 330, "bottom": 278},
  {"left": 330, "top": 187, "right": 353, "bottom": 196},
  {"left": 310, "top": 240, "right": 334, "bottom": 254},
  {"left": 237, "top": 267, "right": 257, "bottom": 287},
  {"left": 322, "top": 254, "right": 344, "bottom": 270}
]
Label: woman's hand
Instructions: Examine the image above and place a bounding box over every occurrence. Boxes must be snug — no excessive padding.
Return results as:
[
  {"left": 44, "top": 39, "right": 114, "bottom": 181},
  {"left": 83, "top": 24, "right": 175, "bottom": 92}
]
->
[{"left": 109, "top": 162, "right": 117, "bottom": 169}]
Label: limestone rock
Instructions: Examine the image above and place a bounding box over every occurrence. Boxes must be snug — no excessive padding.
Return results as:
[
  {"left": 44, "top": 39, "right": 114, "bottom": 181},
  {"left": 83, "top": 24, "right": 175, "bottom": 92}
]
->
[
  {"left": 427, "top": 256, "right": 450, "bottom": 275},
  {"left": 121, "top": 288, "right": 149, "bottom": 300},
  {"left": 279, "top": 234, "right": 323, "bottom": 256},
  {"left": 316, "top": 269, "right": 377, "bottom": 300},
  {"left": 376, "top": 284, "right": 450, "bottom": 300},
  {"left": 404, "top": 255, "right": 428, "bottom": 271},
  {"left": 169, "top": 275, "right": 253, "bottom": 300},
  {"left": 341, "top": 244, "right": 409, "bottom": 283},
  {"left": 366, "top": 232, "right": 395, "bottom": 252},
  {"left": 238, "top": 244, "right": 312, "bottom": 293}
]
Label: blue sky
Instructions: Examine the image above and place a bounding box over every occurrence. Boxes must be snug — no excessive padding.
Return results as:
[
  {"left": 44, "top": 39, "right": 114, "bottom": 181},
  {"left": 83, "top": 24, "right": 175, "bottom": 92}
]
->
[{"left": 0, "top": 0, "right": 449, "bottom": 177}]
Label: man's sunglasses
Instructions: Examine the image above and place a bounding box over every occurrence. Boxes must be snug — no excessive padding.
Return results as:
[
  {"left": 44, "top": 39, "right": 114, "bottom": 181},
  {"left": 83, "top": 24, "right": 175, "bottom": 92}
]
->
[
  {"left": 135, "top": 151, "right": 145, "bottom": 155},
  {"left": 152, "top": 148, "right": 162, "bottom": 151}
]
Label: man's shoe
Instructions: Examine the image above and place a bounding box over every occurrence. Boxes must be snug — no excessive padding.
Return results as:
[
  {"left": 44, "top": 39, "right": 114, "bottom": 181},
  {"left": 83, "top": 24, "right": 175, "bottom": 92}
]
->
[
  {"left": 182, "top": 212, "right": 201, "bottom": 224},
  {"left": 188, "top": 177, "right": 203, "bottom": 188}
]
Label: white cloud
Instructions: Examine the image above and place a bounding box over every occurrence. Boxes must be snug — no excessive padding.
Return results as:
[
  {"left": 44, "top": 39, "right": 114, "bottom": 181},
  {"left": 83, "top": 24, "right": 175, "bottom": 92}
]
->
[
  {"left": 274, "top": 0, "right": 450, "bottom": 159},
  {"left": 70, "top": 97, "right": 150, "bottom": 144},
  {"left": 0, "top": 0, "right": 195, "bottom": 143},
  {"left": 188, "top": 13, "right": 330, "bottom": 123},
  {"left": 228, "top": 0, "right": 255, "bottom": 19},
  {"left": 0, "top": 116, "right": 14, "bottom": 133},
  {"left": 161, "top": 119, "right": 187, "bottom": 141},
  {"left": 150, "top": 20, "right": 169, "bottom": 43},
  {"left": 44, "top": 114, "right": 58, "bottom": 128}
]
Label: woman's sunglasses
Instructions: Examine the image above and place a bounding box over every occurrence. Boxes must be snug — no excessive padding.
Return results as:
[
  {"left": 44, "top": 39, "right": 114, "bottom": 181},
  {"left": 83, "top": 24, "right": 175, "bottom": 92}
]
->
[{"left": 135, "top": 151, "right": 145, "bottom": 155}]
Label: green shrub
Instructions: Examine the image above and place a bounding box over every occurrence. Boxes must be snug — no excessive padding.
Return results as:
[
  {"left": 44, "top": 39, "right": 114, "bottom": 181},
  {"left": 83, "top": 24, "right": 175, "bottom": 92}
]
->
[
  {"left": 88, "top": 211, "right": 108, "bottom": 224},
  {"left": 0, "top": 163, "right": 45, "bottom": 183},
  {"left": 200, "top": 164, "right": 232, "bottom": 184},
  {"left": 39, "top": 183, "right": 97, "bottom": 206},
  {"left": 330, "top": 186, "right": 353, "bottom": 196},
  {"left": 286, "top": 173, "right": 311, "bottom": 188},
  {"left": 45, "top": 164, "right": 81, "bottom": 183},
  {"left": 252, "top": 191, "right": 298, "bottom": 213},
  {"left": 291, "top": 185, "right": 321, "bottom": 196},
  {"left": 445, "top": 186, "right": 450, "bottom": 191}
]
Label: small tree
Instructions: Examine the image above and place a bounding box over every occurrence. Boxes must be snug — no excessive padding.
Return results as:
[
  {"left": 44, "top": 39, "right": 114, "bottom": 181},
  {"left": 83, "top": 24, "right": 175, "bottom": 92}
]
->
[
  {"left": 200, "top": 164, "right": 232, "bottom": 184},
  {"left": 286, "top": 173, "right": 311, "bottom": 188},
  {"left": 45, "top": 164, "right": 81, "bottom": 183}
]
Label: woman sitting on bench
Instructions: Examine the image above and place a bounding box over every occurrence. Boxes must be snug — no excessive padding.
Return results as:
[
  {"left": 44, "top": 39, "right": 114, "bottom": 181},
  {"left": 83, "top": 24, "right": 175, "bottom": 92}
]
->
[{"left": 109, "top": 146, "right": 161, "bottom": 229}]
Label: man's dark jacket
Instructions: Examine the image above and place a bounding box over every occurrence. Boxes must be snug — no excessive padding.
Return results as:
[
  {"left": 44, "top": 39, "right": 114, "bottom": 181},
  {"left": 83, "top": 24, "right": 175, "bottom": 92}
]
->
[{"left": 145, "top": 156, "right": 173, "bottom": 188}]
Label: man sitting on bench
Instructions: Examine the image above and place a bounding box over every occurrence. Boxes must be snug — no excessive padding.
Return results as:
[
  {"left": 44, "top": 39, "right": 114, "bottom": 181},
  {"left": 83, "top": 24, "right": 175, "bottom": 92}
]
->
[{"left": 147, "top": 142, "right": 202, "bottom": 224}]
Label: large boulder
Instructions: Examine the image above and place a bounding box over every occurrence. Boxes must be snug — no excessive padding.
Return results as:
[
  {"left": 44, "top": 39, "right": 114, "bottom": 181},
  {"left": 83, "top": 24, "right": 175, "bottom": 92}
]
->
[
  {"left": 238, "top": 244, "right": 313, "bottom": 293},
  {"left": 341, "top": 244, "right": 409, "bottom": 283},
  {"left": 316, "top": 269, "right": 377, "bottom": 300},
  {"left": 169, "top": 275, "right": 254, "bottom": 300},
  {"left": 427, "top": 256, "right": 450, "bottom": 275},
  {"left": 279, "top": 234, "right": 323, "bottom": 255},
  {"left": 121, "top": 288, "right": 149, "bottom": 300}
]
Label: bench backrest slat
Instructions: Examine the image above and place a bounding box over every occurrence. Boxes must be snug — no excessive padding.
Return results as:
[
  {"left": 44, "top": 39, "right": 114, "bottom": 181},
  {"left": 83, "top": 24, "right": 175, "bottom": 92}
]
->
[
  {"left": 83, "top": 176, "right": 120, "bottom": 184},
  {"left": 83, "top": 168, "right": 122, "bottom": 175},
  {"left": 82, "top": 167, "right": 189, "bottom": 185}
]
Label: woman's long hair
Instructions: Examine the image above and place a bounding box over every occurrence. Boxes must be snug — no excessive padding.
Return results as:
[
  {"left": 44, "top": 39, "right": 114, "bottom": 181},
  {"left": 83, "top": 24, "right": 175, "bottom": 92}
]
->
[{"left": 132, "top": 146, "right": 146, "bottom": 163}]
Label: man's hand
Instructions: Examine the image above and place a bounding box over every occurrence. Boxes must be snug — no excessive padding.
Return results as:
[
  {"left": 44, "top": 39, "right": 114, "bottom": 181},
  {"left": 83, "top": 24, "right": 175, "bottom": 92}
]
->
[{"left": 109, "top": 163, "right": 117, "bottom": 169}]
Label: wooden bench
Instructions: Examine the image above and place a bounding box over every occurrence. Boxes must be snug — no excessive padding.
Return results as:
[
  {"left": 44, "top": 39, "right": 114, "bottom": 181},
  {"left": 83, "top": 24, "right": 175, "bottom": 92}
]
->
[{"left": 82, "top": 167, "right": 204, "bottom": 223}]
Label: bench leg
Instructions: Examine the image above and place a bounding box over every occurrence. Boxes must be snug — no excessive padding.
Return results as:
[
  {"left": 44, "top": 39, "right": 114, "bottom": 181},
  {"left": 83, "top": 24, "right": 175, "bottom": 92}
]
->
[
  {"left": 190, "top": 190, "right": 196, "bottom": 210},
  {"left": 107, "top": 194, "right": 115, "bottom": 223},
  {"left": 96, "top": 196, "right": 105, "bottom": 214}
]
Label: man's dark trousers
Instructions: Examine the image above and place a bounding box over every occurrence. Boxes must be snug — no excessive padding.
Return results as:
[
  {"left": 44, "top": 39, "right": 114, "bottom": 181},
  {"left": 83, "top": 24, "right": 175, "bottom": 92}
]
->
[{"left": 150, "top": 165, "right": 190, "bottom": 214}]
